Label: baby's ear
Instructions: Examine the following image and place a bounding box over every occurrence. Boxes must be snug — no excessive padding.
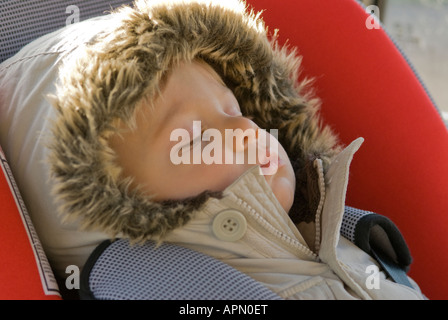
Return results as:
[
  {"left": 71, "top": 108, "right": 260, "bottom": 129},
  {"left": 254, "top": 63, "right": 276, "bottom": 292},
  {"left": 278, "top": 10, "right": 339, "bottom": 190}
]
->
[{"left": 288, "top": 156, "right": 322, "bottom": 224}]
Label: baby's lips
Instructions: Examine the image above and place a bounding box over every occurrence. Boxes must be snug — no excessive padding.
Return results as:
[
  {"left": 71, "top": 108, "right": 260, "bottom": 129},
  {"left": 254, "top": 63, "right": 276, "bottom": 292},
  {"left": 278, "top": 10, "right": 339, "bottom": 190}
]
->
[{"left": 259, "top": 151, "right": 280, "bottom": 176}]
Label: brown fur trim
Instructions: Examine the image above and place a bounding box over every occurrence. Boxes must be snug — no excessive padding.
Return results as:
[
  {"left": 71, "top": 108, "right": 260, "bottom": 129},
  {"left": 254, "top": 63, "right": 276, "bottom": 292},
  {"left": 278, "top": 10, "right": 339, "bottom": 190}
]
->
[{"left": 289, "top": 157, "right": 322, "bottom": 224}]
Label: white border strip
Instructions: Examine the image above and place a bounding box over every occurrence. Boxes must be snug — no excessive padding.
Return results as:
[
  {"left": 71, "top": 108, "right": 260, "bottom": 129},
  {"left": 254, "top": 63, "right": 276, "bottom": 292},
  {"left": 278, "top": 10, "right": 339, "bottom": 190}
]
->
[{"left": 0, "top": 148, "right": 60, "bottom": 296}]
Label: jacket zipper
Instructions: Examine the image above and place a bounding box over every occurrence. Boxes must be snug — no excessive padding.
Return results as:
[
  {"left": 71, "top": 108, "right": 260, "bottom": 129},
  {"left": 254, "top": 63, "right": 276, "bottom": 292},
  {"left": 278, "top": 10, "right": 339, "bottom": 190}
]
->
[{"left": 236, "top": 197, "right": 319, "bottom": 260}]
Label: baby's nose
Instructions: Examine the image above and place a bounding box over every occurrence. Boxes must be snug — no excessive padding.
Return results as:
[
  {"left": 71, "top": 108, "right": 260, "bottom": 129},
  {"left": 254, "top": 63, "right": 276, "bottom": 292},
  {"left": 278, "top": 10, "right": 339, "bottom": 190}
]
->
[
  {"left": 223, "top": 117, "right": 258, "bottom": 154},
  {"left": 222, "top": 117, "right": 278, "bottom": 169}
]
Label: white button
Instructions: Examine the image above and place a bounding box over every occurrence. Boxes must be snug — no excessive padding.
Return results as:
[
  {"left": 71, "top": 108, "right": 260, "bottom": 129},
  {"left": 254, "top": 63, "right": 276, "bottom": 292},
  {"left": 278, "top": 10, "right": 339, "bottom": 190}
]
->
[{"left": 212, "top": 209, "right": 247, "bottom": 242}]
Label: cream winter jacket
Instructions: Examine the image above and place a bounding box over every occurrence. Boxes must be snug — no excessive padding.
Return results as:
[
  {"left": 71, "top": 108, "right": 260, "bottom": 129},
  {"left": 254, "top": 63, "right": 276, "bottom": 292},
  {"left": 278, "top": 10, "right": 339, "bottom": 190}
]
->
[{"left": 161, "top": 138, "right": 425, "bottom": 300}]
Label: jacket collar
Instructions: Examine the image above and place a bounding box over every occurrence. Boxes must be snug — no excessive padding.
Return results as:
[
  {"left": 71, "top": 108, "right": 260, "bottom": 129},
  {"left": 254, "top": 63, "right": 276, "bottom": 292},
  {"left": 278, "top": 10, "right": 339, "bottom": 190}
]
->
[{"left": 319, "top": 138, "right": 364, "bottom": 259}]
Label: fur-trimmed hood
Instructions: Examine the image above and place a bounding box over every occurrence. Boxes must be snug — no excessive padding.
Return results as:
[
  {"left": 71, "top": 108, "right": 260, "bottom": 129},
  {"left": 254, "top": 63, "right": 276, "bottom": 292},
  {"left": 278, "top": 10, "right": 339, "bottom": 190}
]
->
[{"left": 48, "top": 0, "right": 340, "bottom": 242}]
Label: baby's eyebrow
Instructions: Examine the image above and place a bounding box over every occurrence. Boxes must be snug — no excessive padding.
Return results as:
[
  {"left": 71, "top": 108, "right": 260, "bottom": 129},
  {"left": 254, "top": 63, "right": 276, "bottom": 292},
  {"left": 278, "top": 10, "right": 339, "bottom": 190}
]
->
[
  {"left": 149, "top": 91, "right": 184, "bottom": 136},
  {"left": 159, "top": 100, "right": 196, "bottom": 138}
]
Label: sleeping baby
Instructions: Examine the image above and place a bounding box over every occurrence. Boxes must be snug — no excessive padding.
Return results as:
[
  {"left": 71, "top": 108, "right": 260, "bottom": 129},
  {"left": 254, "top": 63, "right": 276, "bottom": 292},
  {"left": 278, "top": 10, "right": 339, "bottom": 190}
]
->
[{"left": 48, "top": 0, "right": 424, "bottom": 299}]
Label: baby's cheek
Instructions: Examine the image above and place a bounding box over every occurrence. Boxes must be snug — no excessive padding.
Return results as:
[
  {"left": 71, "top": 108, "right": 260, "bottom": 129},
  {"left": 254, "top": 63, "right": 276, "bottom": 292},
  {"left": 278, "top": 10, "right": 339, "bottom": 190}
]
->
[{"left": 271, "top": 176, "right": 295, "bottom": 214}]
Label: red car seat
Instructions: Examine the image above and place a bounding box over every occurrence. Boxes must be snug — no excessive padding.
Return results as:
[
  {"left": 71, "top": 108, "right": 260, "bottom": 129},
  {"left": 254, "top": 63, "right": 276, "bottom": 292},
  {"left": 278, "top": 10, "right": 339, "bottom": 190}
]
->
[{"left": 246, "top": 0, "right": 448, "bottom": 299}]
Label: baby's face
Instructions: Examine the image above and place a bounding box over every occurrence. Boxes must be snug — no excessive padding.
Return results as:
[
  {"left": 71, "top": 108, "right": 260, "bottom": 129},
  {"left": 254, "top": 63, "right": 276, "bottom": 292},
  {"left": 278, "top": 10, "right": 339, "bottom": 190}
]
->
[{"left": 109, "top": 60, "right": 296, "bottom": 213}]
